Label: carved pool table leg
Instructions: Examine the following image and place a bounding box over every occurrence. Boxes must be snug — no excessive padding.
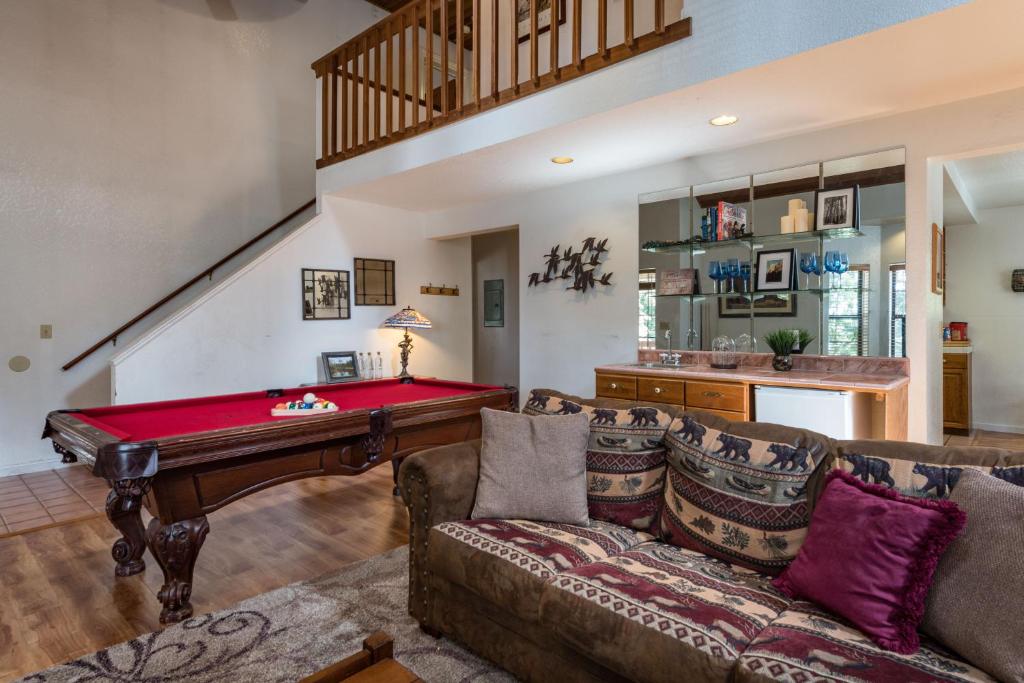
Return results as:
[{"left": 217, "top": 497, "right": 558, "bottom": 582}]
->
[
  {"left": 392, "top": 457, "right": 402, "bottom": 496},
  {"left": 105, "top": 478, "right": 151, "bottom": 577},
  {"left": 145, "top": 515, "right": 210, "bottom": 624}
]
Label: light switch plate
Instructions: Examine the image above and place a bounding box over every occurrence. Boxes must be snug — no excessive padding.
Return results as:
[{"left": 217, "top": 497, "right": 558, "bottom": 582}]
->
[{"left": 40, "top": 324, "right": 52, "bottom": 339}]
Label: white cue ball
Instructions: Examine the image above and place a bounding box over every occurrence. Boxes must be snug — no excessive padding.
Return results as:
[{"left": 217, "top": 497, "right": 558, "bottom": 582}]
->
[{"left": 303, "top": 392, "right": 317, "bottom": 405}]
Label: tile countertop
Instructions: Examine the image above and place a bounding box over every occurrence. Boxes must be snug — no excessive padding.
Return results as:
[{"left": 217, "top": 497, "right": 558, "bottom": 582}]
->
[
  {"left": 942, "top": 345, "right": 973, "bottom": 354},
  {"left": 597, "top": 363, "right": 910, "bottom": 392}
]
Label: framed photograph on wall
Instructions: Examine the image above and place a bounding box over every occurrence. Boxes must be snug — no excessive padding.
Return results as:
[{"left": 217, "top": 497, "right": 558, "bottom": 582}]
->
[
  {"left": 754, "top": 249, "right": 796, "bottom": 292},
  {"left": 321, "top": 351, "right": 360, "bottom": 383},
  {"left": 302, "top": 268, "right": 350, "bottom": 320},
  {"left": 719, "top": 293, "right": 797, "bottom": 318},
  {"left": 814, "top": 185, "right": 860, "bottom": 231},
  {"left": 516, "top": 0, "right": 567, "bottom": 44},
  {"left": 932, "top": 223, "right": 944, "bottom": 295}
]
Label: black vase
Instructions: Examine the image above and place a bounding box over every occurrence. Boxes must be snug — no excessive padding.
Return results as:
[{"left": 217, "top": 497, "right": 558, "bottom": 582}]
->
[{"left": 772, "top": 354, "right": 793, "bottom": 372}]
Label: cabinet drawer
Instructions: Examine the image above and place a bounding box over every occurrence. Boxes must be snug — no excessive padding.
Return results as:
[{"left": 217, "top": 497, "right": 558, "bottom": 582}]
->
[
  {"left": 596, "top": 374, "right": 637, "bottom": 400},
  {"left": 637, "top": 377, "right": 684, "bottom": 404},
  {"left": 943, "top": 353, "right": 968, "bottom": 369},
  {"left": 685, "top": 381, "right": 747, "bottom": 413},
  {"left": 693, "top": 407, "right": 747, "bottom": 422}
]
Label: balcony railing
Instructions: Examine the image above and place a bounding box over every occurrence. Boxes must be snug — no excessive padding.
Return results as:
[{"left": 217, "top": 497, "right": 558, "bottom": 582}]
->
[{"left": 312, "top": 0, "right": 691, "bottom": 168}]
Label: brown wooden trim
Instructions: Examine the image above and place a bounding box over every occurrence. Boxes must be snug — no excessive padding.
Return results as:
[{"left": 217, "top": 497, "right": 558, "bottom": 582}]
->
[
  {"left": 62, "top": 199, "right": 316, "bottom": 371},
  {"left": 509, "top": 0, "right": 518, "bottom": 92},
  {"left": 316, "top": 17, "right": 692, "bottom": 169},
  {"left": 572, "top": 0, "right": 582, "bottom": 69},
  {"left": 694, "top": 164, "right": 906, "bottom": 208}
]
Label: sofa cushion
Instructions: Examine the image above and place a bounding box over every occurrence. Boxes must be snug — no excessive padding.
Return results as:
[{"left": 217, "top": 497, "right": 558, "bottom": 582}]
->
[
  {"left": 734, "top": 601, "right": 996, "bottom": 683},
  {"left": 658, "top": 415, "right": 830, "bottom": 575},
  {"left": 539, "top": 542, "right": 791, "bottom": 683},
  {"left": 429, "top": 519, "right": 652, "bottom": 622},
  {"left": 524, "top": 389, "right": 673, "bottom": 531},
  {"left": 471, "top": 408, "right": 591, "bottom": 525},
  {"left": 836, "top": 440, "right": 1024, "bottom": 499}
]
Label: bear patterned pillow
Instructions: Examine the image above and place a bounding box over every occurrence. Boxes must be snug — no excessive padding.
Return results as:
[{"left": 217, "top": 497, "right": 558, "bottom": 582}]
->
[
  {"left": 838, "top": 453, "right": 1024, "bottom": 499},
  {"left": 523, "top": 389, "right": 671, "bottom": 531},
  {"left": 659, "top": 414, "right": 827, "bottom": 575}
]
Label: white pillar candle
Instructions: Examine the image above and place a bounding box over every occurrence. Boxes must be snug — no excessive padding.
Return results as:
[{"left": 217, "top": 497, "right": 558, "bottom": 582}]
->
[
  {"left": 807, "top": 212, "right": 815, "bottom": 231},
  {"left": 794, "top": 208, "right": 809, "bottom": 232},
  {"left": 788, "top": 199, "right": 804, "bottom": 216},
  {"left": 780, "top": 215, "right": 795, "bottom": 234}
]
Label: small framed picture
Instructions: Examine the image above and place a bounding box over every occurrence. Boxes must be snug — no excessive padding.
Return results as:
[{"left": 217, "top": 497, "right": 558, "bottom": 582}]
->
[
  {"left": 719, "top": 293, "right": 797, "bottom": 318},
  {"left": 303, "top": 268, "right": 350, "bottom": 320},
  {"left": 321, "top": 351, "right": 360, "bottom": 384},
  {"left": 814, "top": 186, "right": 859, "bottom": 231},
  {"left": 932, "top": 223, "right": 944, "bottom": 295},
  {"left": 755, "top": 249, "right": 796, "bottom": 292}
]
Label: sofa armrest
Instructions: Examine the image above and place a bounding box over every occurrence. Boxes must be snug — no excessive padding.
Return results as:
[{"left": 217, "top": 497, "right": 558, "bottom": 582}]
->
[{"left": 397, "top": 439, "right": 481, "bottom": 627}]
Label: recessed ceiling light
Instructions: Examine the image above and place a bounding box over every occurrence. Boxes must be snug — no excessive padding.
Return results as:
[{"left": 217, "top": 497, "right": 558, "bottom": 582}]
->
[
  {"left": 709, "top": 114, "right": 739, "bottom": 127},
  {"left": 550, "top": 156, "right": 574, "bottom": 164}
]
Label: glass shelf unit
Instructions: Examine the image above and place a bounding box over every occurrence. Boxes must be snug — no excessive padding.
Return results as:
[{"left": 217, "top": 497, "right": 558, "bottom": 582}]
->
[
  {"left": 641, "top": 228, "right": 865, "bottom": 254},
  {"left": 655, "top": 288, "right": 855, "bottom": 302}
]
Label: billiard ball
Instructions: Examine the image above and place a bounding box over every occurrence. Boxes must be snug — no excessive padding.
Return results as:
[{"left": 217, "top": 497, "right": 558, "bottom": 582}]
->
[{"left": 303, "top": 392, "right": 317, "bottom": 405}]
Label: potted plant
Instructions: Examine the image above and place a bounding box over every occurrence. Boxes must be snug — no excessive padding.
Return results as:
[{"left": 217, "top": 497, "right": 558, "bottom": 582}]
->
[{"left": 764, "top": 330, "right": 797, "bottom": 371}]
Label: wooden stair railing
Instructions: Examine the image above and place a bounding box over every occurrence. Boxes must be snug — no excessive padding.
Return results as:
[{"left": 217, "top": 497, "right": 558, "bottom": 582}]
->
[
  {"left": 313, "top": 0, "right": 691, "bottom": 169},
  {"left": 62, "top": 199, "right": 316, "bottom": 372}
]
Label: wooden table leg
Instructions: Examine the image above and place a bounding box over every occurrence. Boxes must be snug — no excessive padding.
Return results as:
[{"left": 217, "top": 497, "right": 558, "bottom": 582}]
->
[
  {"left": 105, "top": 478, "right": 151, "bottom": 577},
  {"left": 146, "top": 515, "right": 210, "bottom": 624},
  {"left": 392, "top": 457, "right": 402, "bottom": 496}
]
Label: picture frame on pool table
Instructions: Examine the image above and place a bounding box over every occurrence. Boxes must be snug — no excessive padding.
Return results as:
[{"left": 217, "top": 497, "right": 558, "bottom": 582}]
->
[{"left": 321, "top": 351, "right": 361, "bottom": 383}]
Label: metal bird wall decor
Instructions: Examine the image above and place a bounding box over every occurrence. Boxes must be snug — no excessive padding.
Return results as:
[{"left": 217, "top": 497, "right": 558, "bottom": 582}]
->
[{"left": 527, "top": 237, "right": 612, "bottom": 293}]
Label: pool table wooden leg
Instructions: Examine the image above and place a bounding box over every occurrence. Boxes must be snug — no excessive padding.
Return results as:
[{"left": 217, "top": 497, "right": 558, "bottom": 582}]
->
[
  {"left": 145, "top": 515, "right": 210, "bottom": 624},
  {"left": 105, "top": 478, "right": 151, "bottom": 577},
  {"left": 392, "top": 457, "right": 402, "bottom": 496}
]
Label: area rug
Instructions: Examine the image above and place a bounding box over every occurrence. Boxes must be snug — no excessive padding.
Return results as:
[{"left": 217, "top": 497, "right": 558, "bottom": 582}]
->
[{"left": 19, "top": 546, "right": 516, "bottom": 683}]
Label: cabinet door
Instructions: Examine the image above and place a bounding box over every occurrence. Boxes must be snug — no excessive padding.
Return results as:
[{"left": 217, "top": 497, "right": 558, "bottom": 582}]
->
[{"left": 943, "top": 369, "right": 967, "bottom": 429}]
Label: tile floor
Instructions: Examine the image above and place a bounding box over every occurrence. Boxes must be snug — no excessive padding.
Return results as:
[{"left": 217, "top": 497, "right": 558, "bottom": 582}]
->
[{"left": 0, "top": 466, "right": 108, "bottom": 536}]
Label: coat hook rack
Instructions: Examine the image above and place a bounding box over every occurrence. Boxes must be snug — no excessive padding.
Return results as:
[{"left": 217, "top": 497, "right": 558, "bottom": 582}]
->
[{"left": 420, "top": 283, "right": 460, "bottom": 296}]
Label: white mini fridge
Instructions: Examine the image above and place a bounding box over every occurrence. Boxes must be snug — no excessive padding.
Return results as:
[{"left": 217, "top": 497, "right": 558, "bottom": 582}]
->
[{"left": 754, "top": 386, "right": 871, "bottom": 440}]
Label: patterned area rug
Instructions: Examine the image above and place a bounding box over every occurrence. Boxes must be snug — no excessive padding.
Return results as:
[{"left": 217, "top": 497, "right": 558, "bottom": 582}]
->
[{"left": 19, "top": 546, "right": 515, "bottom": 683}]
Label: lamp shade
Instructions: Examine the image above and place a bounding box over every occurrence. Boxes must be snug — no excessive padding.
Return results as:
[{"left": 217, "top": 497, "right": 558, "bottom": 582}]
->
[{"left": 382, "top": 306, "right": 432, "bottom": 329}]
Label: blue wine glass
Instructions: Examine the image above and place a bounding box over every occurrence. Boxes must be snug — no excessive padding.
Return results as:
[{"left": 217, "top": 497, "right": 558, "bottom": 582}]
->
[
  {"left": 824, "top": 250, "right": 838, "bottom": 288},
  {"left": 799, "top": 252, "right": 818, "bottom": 290},
  {"left": 726, "top": 258, "right": 740, "bottom": 293},
  {"left": 837, "top": 252, "right": 850, "bottom": 276},
  {"left": 739, "top": 261, "right": 752, "bottom": 293},
  {"left": 708, "top": 261, "right": 723, "bottom": 294}
]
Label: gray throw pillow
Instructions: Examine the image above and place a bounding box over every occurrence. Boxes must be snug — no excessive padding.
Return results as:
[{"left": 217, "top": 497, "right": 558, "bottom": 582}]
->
[
  {"left": 471, "top": 408, "right": 590, "bottom": 526},
  {"left": 922, "top": 468, "right": 1024, "bottom": 683}
]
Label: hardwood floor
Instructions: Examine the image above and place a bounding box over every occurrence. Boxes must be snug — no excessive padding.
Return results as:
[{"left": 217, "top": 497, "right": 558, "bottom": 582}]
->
[
  {"left": 0, "top": 465, "right": 409, "bottom": 681},
  {"left": 943, "top": 428, "right": 1024, "bottom": 449}
]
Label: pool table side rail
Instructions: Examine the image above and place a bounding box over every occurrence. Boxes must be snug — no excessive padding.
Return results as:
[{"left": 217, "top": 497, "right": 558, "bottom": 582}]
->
[{"left": 44, "top": 387, "right": 517, "bottom": 477}]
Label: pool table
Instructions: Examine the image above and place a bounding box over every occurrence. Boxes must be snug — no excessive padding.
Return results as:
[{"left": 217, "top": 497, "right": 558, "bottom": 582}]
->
[{"left": 43, "top": 377, "right": 516, "bottom": 623}]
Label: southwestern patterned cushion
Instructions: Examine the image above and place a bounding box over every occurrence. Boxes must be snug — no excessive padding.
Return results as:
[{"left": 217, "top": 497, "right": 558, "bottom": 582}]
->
[
  {"left": 429, "top": 518, "right": 653, "bottom": 622},
  {"left": 836, "top": 453, "right": 1024, "bottom": 499},
  {"left": 524, "top": 389, "right": 672, "bottom": 531},
  {"left": 659, "top": 416, "right": 828, "bottom": 575},
  {"left": 734, "top": 601, "right": 997, "bottom": 683},
  {"left": 539, "top": 542, "right": 792, "bottom": 682}
]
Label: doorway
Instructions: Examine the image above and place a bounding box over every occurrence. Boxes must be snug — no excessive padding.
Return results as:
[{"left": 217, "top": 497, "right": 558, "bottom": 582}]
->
[{"left": 472, "top": 229, "right": 519, "bottom": 388}]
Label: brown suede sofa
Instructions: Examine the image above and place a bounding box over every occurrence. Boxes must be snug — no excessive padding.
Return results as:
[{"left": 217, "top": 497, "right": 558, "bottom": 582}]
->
[{"left": 397, "top": 389, "right": 1023, "bottom": 683}]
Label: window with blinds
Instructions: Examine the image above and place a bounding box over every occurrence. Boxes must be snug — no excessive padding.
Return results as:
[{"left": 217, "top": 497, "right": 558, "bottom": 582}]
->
[
  {"left": 890, "top": 263, "right": 907, "bottom": 357},
  {"left": 827, "top": 264, "right": 870, "bottom": 356},
  {"left": 639, "top": 269, "right": 657, "bottom": 349}
]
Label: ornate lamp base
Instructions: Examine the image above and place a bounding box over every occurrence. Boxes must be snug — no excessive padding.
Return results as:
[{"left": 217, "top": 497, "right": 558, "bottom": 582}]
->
[{"left": 397, "top": 328, "right": 415, "bottom": 383}]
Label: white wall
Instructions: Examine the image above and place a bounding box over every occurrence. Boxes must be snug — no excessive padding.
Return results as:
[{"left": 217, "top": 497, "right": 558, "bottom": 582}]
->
[
  {"left": 0, "top": 0, "right": 385, "bottom": 475},
  {"left": 112, "top": 197, "right": 472, "bottom": 403},
  {"left": 946, "top": 206, "right": 1024, "bottom": 433},
  {"left": 423, "top": 86, "right": 1024, "bottom": 444}
]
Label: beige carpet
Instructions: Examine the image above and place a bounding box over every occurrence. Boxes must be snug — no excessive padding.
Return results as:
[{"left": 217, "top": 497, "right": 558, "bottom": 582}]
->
[{"left": 18, "top": 546, "right": 515, "bottom": 683}]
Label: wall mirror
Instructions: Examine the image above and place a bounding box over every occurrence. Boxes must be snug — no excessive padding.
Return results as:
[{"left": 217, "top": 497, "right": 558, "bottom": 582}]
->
[{"left": 639, "top": 148, "right": 906, "bottom": 357}]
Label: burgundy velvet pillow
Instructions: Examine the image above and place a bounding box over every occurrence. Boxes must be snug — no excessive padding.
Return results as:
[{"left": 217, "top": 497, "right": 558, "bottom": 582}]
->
[{"left": 772, "top": 469, "right": 966, "bottom": 654}]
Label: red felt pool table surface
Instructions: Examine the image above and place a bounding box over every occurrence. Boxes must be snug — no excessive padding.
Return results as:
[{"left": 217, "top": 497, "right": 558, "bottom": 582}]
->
[{"left": 76, "top": 378, "right": 500, "bottom": 441}]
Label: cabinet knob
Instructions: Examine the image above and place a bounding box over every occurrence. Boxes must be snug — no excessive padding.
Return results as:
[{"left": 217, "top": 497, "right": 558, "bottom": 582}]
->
[
  {"left": 609, "top": 382, "right": 618, "bottom": 390},
  {"left": 654, "top": 387, "right": 662, "bottom": 394}
]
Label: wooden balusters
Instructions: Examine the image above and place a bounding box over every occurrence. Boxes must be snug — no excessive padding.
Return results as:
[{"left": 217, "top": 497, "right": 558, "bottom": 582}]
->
[
  {"left": 426, "top": 0, "right": 434, "bottom": 121},
  {"left": 572, "top": 0, "right": 582, "bottom": 70},
  {"left": 490, "top": 0, "right": 498, "bottom": 98},
  {"left": 550, "top": 0, "right": 559, "bottom": 79},
  {"left": 412, "top": 1, "right": 420, "bottom": 127},
  {"left": 312, "top": 0, "right": 691, "bottom": 167},
  {"left": 473, "top": 0, "right": 481, "bottom": 107},
  {"left": 624, "top": 0, "right": 634, "bottom": 49},
  {"left": 509, "top": 0, "right": 518, "bottom": 92}
]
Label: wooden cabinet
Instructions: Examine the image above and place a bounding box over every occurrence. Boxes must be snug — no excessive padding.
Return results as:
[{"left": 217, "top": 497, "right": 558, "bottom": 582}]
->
[
  {"left": 595, "top": 373, "right": 637, "bottom": 400},
  {"left": 596, "top": 371, "right": 749, "bottom": 420},
  {"left": 943, "top": 353, "right": 972, "bottom": 434},
  {"left": 637, "top": 377, "right": 684, "bottom": 404}
]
